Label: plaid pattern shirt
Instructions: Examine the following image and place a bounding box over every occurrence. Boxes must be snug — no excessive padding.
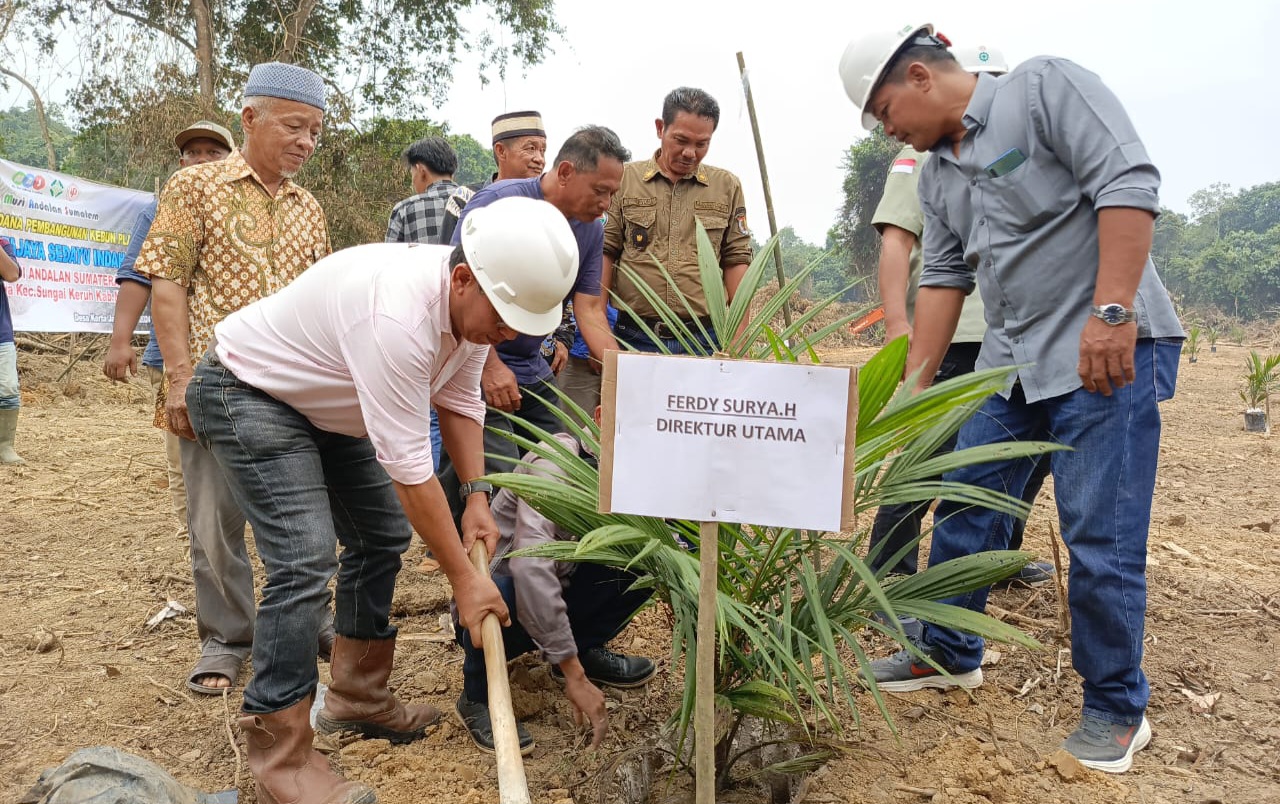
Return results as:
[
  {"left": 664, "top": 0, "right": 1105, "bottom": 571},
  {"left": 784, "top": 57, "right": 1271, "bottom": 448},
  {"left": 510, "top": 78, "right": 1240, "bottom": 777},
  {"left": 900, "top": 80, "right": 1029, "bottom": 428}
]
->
[{"left": 385, "top": 180, "right": 460, "bottom": 245}]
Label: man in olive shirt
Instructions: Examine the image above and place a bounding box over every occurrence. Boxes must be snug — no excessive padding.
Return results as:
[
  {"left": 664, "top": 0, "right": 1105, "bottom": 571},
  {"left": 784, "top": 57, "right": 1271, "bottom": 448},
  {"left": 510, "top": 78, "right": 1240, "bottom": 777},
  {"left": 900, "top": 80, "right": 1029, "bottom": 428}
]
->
[{"left": 601, "top": 87, "right": 753, "bottom": 356}]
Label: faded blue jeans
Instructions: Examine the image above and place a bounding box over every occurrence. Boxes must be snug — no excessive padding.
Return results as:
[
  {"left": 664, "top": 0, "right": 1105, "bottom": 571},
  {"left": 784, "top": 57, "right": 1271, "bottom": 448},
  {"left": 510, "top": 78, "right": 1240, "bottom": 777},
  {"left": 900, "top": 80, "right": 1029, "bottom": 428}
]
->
[
  {"left": 0, "top": 341, "right": 19, "bottom": 409},
  {"left": 187, "top": 354, "right": 413, "bottom": 715},
  {"left": 920, "top": 338, "right": 1181, "bottom": 726}
]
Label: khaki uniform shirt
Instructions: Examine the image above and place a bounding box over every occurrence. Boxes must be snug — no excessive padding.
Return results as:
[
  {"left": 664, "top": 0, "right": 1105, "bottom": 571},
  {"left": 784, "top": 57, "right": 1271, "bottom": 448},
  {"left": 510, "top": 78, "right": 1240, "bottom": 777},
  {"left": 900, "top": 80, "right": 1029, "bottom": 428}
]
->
[
  {"left": 136, "top": 150, "right": 331, "bottom": 431},
  {"left": 603, "top": 154, "right": 753, "bottom": 320},
  {"left": 872, "top": 146, "right": 985, "bottom": 343}
]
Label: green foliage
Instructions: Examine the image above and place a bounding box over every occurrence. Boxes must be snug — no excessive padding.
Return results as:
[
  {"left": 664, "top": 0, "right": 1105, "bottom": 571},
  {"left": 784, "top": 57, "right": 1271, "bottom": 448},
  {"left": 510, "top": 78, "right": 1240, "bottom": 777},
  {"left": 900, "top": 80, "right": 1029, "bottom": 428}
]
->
[
  {"left": 1239, "top": 351, "right": 1280, "bottom": 410},
  {"left": 31, "top": 0, "right": 561, "bottom": 116},
  {"left": 1155, "top": 182, "right": 1280, "bottom": 320},
  {"left": 773, "top": 226, "right": 865, "bottom": 302},
  {"left": 488, "top": 224, "right": 1055, "bottom": 788},
  {"left": 833, "top": 128, "right": 900, "bottom": 284},
  {"left": 1185, "top": 325, "right": 1201, "bottom": 363},
  {"left": 0, "top": 103, "right": 75, "bottom": 168}
]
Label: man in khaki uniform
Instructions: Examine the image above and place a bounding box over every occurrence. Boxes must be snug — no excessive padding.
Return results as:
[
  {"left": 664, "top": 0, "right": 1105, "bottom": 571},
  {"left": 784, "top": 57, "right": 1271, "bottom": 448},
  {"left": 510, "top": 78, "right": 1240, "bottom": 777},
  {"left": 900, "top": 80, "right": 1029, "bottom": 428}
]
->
[
  {"left": 600, "top": 87, "right": 753, "bottom": 358},
  {"left": 866, "top": 44, "right": 1051, "bottom": 609}
]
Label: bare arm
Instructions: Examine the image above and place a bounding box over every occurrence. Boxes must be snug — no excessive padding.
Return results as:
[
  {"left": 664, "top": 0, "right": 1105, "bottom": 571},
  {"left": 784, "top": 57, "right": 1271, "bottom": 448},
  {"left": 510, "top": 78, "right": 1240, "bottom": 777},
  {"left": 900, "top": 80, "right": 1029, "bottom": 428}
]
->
[
  {"left": 392, "top": 476, "right": 509, "bottom": 644},
  {"left": 903, "top": 286, "right": 965, "bottom": 392},
  {"left": 480, "top": 347, "right": 521, "bottom": 411},
  {"left": 151, "top": 277, "right": 195, "bottom": 438},
  {"left": 104, "top": 282, "right": 152, "bottom": 381},
  {"left": 1077, "top": 207, "right": 1154, "bottom": 396},
  {"left": 572, "top": 290, "right": 619, "bottom": 369},
  {"left": 436, "top": 404, "right": 500, "bottom": 556},
  {"left": 601, "top": 253, "right": 616, "bottom": 296},
  {"left": 876, "top": 225, "right": 917, "bottom": 344}
]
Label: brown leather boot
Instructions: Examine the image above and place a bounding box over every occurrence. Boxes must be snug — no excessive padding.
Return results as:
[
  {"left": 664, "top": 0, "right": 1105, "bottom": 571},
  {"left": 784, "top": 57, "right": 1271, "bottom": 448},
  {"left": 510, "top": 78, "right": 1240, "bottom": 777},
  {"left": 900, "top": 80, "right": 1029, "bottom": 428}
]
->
[
  {"left": 238, "top": 696, "right": 376, "bottom": 804},
  {"left": 316, "top": 635, "right": 440, "bottom": 744}
]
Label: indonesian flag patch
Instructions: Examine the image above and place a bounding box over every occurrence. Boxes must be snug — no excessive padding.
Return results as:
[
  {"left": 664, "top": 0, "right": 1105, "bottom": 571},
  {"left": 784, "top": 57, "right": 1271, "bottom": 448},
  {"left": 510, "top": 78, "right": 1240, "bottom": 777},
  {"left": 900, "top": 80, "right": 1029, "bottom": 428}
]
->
[{"left": 890, "top": 158, "right": 917, "bottom": 175}]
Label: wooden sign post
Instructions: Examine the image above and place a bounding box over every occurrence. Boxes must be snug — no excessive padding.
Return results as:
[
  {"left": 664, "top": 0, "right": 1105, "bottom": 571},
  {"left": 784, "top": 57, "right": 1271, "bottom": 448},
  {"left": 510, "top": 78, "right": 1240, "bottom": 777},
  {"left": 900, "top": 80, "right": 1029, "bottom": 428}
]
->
[{"left": 598, "top": 352, "right": 857, "bottom": 803}]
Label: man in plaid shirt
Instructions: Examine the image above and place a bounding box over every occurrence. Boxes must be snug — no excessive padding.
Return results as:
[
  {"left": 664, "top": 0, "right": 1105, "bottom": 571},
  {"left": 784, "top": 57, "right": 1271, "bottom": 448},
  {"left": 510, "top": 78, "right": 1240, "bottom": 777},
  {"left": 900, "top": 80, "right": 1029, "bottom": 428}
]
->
[{"left": 386, "top": 136, "right": 461, "bottom": 244}]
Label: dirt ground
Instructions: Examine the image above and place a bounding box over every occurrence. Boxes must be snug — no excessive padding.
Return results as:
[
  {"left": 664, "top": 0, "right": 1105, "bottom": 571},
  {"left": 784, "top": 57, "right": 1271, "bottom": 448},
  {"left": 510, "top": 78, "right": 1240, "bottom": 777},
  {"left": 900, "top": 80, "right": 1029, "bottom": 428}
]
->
[{"left": 2, "top": 339, "right": 1278, "bottom": 804}]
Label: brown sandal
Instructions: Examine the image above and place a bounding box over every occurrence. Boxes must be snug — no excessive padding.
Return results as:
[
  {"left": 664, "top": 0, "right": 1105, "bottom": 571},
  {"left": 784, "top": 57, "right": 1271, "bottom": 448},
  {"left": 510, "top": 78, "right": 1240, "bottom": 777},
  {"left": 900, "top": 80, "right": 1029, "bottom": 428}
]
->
[{"left": 186, "top": 651, "right": 245, "bottom": 695}]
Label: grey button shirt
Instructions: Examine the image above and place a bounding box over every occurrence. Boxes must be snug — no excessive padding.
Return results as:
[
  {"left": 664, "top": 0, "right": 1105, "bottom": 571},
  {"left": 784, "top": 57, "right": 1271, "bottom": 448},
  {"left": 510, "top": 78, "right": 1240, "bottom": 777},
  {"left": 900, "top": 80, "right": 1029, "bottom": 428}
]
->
[{"left": 918, "top": 56, "right": 1184, "bottom": 403}]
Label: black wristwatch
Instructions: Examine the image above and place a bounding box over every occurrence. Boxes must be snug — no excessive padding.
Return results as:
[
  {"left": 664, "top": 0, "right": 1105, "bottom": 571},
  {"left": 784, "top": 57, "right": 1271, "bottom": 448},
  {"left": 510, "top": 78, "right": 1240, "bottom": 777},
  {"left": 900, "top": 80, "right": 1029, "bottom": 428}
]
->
[
  {"left": 459, "top": 480, "right": 494, "bottom": 501},
  {"left": 1090, "top": 303, "right": 1137, "bottom": 326}
]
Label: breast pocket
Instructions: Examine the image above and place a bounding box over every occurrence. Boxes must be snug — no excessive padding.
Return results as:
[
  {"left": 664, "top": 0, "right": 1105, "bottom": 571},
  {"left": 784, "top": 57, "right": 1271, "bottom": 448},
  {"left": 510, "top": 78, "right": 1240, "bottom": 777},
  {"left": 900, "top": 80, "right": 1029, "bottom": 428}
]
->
[
  {"left": 987, "top": 161, "right": 1079, "bottom": 233},
  {"left": 622, "top": 201, "right": 657, "bottom": 253},
  {"left": 693, "top": 201, "right": 730, "bottom": 246}
]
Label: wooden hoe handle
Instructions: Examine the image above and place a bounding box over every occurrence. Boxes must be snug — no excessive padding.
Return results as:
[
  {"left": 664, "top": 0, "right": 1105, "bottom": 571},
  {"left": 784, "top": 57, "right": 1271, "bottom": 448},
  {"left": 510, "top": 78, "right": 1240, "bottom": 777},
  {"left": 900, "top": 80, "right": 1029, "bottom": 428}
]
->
[{"left": 469, "top": 542, "right": 532, "bottom": 804}]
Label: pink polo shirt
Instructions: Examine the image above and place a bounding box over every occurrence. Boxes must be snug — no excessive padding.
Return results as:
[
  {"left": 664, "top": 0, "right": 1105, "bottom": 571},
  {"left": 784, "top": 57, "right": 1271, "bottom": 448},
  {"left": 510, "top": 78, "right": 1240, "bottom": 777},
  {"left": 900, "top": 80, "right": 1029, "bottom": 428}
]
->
[{"left": 213, "top": 242, "right": 487, "bottom": 485}]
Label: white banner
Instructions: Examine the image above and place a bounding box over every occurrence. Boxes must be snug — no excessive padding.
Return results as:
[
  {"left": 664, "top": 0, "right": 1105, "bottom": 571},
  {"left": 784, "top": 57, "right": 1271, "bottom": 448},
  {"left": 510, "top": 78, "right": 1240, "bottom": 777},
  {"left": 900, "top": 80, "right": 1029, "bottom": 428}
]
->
[
  {"left": 599, "top": 353, "right": 857, "bottom": 532},
  {"left": 0, "top": 158, "right": 154, "bottom": 333}
]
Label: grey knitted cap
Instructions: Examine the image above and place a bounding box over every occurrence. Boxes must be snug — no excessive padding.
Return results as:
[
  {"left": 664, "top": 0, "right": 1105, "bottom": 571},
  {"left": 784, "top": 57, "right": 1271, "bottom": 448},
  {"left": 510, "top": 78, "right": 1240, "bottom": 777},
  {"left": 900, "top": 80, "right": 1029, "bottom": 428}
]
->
[{"left": 244, "top": 62, "right": 326, "bottom": 111}]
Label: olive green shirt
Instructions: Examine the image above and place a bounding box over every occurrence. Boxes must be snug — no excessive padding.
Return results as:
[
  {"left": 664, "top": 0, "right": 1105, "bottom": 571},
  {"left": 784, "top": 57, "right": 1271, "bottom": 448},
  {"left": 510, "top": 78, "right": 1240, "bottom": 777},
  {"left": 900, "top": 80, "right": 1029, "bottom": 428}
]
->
[
  {"left": 603, "top": 153, "right": 754, "bottom": 320},
  {"left": 871, "top": 146, "right": 986, "bottom": 344}
]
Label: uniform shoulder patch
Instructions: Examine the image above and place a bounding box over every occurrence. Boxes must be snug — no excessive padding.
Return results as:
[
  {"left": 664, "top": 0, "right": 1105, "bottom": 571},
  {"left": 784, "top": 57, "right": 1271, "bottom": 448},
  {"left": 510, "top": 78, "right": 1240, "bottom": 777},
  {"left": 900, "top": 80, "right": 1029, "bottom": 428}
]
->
[
  {"left": 890, "top": 158, "right": 917, "bottom": 175},
  {"left": 734, "top": 207, "right": 749, "bottom": 237}
]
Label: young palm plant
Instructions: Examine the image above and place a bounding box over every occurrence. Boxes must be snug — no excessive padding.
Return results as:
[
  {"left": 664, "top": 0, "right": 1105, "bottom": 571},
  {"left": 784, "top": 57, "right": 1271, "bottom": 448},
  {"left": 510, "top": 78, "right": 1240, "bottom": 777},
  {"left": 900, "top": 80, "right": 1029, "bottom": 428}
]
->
[{"left": 487, "top": 226, "right": 1055, "bottom": 794}]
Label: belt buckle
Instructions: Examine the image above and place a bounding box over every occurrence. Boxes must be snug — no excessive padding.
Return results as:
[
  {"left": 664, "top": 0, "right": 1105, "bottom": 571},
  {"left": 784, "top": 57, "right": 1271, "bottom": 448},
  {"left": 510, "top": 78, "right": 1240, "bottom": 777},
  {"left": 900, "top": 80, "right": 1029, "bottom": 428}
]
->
[{"left": 651, "top": 320, "right": 675, "bottom": 340}]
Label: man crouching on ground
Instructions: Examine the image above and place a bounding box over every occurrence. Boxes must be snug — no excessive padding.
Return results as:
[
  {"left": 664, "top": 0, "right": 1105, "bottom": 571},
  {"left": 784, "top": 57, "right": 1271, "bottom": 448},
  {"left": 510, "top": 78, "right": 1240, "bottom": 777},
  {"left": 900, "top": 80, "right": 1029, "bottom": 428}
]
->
[
  {"left": 454, "top": 407, "right": 655, "bottom": 755},
  {"left": 187, "top": 196, "right": 580, "bottom": 804}
]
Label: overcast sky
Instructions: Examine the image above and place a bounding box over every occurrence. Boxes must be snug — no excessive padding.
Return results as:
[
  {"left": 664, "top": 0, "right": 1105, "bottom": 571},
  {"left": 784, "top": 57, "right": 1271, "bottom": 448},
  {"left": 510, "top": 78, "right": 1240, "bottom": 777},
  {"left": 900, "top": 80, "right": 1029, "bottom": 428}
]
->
[
  {"left": 433, "top": 0, "right": 1278, "bottom": 244},
  {"left": 4, "top": 0, "right": 1276, "bottom": 245}
]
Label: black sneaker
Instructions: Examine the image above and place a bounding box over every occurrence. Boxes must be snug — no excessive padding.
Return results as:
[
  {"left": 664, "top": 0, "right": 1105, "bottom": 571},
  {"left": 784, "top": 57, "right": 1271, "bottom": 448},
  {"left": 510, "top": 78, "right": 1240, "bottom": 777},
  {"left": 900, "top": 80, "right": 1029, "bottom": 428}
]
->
[
  {"left": 454, "top": 694, "right": 535, "bottom": 756},
  {"left": 550, "top": 647, "right": 657, "bottom": 688},
  {"left": 862, "top": 647, "right": 983, "bottom": 692},
  {"left": 1062, "top": 715, "right": 1151, "bottom": 773},
  {"left": 994, "top": 560, "right": 1055, "bottom": 589}
]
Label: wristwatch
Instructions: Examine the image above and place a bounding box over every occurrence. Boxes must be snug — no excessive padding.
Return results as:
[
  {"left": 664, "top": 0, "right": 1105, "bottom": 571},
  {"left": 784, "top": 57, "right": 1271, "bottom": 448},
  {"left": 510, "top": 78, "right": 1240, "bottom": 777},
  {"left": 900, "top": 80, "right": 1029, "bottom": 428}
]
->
[
  {"left": 459, "top": 480, "right": 494, "bottom": 501},
  {"left": 1090, "top": 303, "right": 1136, "bottom": 326}
]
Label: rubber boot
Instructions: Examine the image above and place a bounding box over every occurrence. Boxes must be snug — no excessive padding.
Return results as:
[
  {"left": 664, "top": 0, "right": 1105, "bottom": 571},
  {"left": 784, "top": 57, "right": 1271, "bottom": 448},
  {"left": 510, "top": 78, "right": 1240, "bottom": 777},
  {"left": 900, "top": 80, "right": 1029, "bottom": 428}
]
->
[
  {"left": 238, "top": 696, "right": 376, "bottom": 804},
  {"left": 316, "top": 635, "right": 440, "bottom": 744},
  {"left": 0, "top": 408, "right": 24, "bottom": 465}
]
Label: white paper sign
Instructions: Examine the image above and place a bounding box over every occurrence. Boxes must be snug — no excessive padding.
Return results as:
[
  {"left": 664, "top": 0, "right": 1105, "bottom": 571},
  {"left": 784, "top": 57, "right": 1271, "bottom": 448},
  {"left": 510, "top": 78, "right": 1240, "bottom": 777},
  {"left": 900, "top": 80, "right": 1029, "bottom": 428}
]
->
[{"left": 601, "top": 353, "right": 855, "bottom": 532}]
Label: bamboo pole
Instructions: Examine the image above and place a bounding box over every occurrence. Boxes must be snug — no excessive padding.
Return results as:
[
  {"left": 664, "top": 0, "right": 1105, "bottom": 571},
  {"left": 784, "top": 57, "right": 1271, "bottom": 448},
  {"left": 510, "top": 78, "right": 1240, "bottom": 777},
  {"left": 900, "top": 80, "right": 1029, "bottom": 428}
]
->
[
  {"left": 469, "top": 543, "right": 532, "bottom": 804},
  {"left": 694, "top": 519, "right": 718, "bottom": 803},
  {"left": 736, "top": 51, "right": 793, "bottom": 327}
]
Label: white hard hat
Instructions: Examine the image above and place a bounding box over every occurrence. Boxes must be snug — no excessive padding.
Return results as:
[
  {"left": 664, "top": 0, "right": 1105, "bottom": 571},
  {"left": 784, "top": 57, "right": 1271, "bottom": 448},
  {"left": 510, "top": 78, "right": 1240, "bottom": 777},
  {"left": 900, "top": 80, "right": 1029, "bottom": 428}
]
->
[
  {"left": 839, "top": 23, "right": 934, "bottom": 131},
  {"left": 951, "top": 44, "right": 1009, "bottom": 76},
  {"left": 460, "top": 196, "right": 579, "bottom": 336}
]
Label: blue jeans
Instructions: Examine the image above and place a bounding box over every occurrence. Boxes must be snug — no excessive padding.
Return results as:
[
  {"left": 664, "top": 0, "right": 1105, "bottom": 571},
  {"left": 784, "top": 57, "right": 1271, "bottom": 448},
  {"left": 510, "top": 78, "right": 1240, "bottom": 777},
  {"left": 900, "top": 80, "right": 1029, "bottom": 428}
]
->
[
  {"left": 868, "top": 341, "right": 1050, "bottom": 575},
  {"left": 429, "top": 407, "right": 442, "bottom": 468},
  {"left": 187, "top": 355, "right": 413, "bottom": 714},
  {"left": 920, "top": 338, "right": 1180, "bottom": 726},
  {"left": 0, "top": 341, "right": 19, "bottom": 409},
  {"left": 456, "top": 562, "right": 652, "bottom": 702}
]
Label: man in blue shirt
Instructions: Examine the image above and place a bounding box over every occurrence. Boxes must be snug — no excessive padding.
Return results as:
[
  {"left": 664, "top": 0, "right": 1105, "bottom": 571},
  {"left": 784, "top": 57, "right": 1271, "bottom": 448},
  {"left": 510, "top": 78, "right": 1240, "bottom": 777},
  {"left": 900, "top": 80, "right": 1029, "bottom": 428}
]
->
[
  {"left": 0, "top": 236, "right": 24, "bottom": 464},
  {"left": 437, "top": 125, "right": 626, "bottom": 522},
  {"left": 104, "top": 120, "right": 235, "bottom": 539},
  {"left": 841, "top": 25, "right": 1183, "bottom": 773}
]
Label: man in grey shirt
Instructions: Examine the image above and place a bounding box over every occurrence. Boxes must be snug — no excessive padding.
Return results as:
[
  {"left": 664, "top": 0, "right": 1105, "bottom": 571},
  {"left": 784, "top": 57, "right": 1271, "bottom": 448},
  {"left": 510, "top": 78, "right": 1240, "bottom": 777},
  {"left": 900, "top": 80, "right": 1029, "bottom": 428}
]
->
[{"left": 840, "top": 25, "right": 1183, "bottom": 773}]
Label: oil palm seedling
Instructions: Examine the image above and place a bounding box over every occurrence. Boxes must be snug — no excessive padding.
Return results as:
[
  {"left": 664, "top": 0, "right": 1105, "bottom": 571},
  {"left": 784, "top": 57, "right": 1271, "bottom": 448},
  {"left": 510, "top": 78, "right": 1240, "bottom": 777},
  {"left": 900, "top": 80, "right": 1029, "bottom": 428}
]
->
[
  {"left": 487, "top": 226, "right": 1055, "bottom": 798},
  {"left": 1240, "top": 350, "right": 1280, "bottom": 433}
]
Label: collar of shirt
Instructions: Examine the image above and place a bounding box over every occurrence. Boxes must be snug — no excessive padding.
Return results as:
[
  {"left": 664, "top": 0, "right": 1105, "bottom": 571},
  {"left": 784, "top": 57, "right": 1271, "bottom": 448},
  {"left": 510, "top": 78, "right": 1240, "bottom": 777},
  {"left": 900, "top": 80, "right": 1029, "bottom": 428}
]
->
[
  {"left": 215, "top": 150, "right": 304, "bottom": 198},
  {"left": 931, "top": 73, "right": 999, "bottom": 164},
  {"left": 640, "top": 151, "right": 709, "bottom": 185}
]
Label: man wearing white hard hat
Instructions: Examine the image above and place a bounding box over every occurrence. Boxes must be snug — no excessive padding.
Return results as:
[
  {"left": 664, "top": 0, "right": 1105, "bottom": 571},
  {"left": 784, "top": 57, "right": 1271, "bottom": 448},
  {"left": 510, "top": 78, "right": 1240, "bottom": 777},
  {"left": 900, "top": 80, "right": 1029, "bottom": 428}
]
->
[
  {"left": 864, "top": 42, "right": 1053, "bottom": 607},
  {"left": 840, "top": 24, "right": 1183, "bottom": 773},
  {"left": 187, "top": 196, "right": 579, "bottom": 803}
]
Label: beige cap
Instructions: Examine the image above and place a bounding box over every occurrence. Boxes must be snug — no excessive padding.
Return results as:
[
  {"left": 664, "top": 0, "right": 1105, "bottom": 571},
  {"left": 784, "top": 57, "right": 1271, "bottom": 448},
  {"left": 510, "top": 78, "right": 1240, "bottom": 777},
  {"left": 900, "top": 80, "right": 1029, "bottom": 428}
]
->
[{"left": 175, "top": 120, "right": 236, "bottom": 153}]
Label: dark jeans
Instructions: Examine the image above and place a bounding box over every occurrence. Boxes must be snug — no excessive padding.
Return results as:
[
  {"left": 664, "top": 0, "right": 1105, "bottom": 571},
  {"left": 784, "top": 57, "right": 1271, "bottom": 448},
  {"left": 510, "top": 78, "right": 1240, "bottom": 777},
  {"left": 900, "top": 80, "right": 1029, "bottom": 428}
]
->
[
  {"left": 437, "top": 377, "right": 564, "bottom": 529},
  {"left": 456, "top": 563, "right": 652, "bottom": 702},
  {"left": 187, "top": 356, "right": 413, "bottom": 714},
  {"left": 866, "top": 341, "right": 1050, "bottom": 576},
  {"left": 921, "top": 338, "right": 1180, "bottom": 724}
]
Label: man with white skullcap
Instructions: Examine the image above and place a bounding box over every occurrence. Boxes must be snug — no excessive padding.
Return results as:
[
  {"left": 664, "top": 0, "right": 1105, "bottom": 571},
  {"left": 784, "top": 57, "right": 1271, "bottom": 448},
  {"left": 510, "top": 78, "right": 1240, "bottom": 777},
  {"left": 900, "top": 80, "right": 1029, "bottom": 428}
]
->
[{"left": 138, "top": 62, "right": 333, "bottom": 701}]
